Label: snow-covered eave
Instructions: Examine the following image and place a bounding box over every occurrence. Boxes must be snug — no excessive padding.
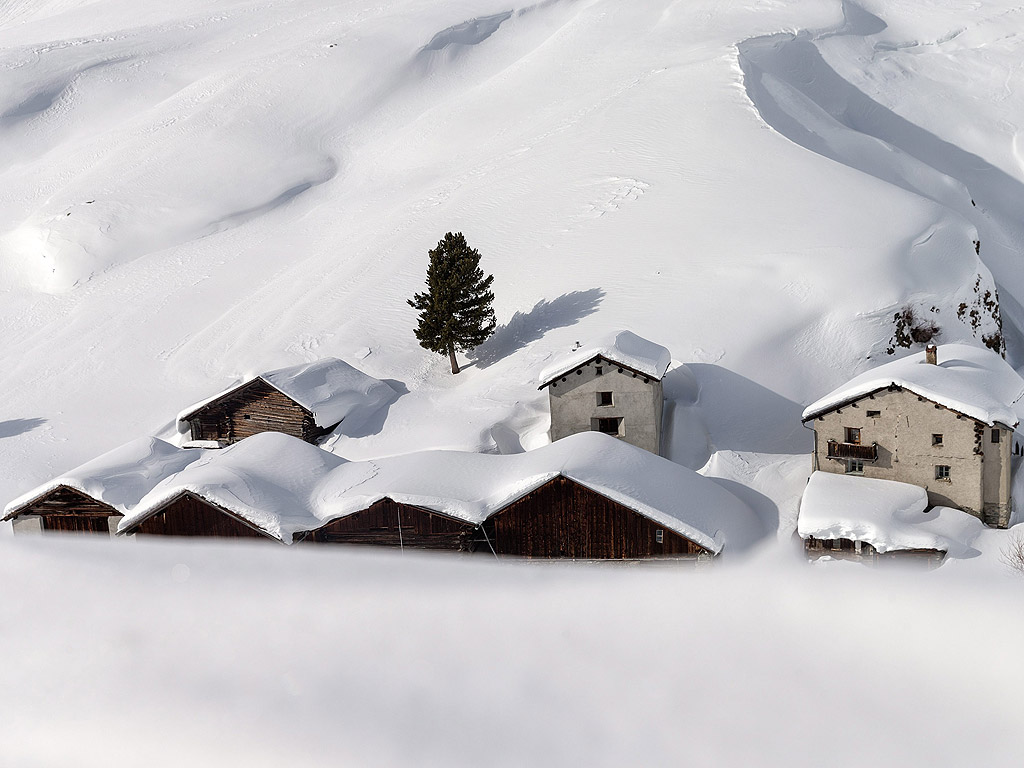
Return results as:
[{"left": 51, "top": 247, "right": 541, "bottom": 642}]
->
[
  {"left": 801, "top": 381, "right": 1020, "bottom": 428},
  {"left": 117, "top": 488, "right": 285, "bottom": 542},
  {"left": 3, "top": 481, "right": 119, "bottom": 521},
  {"left": 538, "top": 356, "right": 663, "bottom": 390},
  {"left": 797, "top": 523, "right": 948, "bottom": 555}
]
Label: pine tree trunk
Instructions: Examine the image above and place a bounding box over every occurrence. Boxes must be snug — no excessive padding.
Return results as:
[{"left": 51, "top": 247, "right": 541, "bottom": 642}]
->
[{"left": 449, "top": 346, "right": 460, "bottom": 375}]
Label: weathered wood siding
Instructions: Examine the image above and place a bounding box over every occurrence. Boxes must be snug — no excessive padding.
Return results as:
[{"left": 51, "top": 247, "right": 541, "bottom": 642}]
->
[
  {"left": 804, "top": 536, "right": 944, "bottom": 567},
  {"left": 487, "top": 476, "right": 709, "bottom": 559},
  {"left": 130, "top": 493, "right": 272, "bottom": 539},
  {"left": 13, "top": 485, "right": 120, "bottom": 534},
  {"left": 307, "top": 498, "right": 476, "bottom": 551},
  {"left": 187, "top": 379, "right": 329, "bottom": 444}
]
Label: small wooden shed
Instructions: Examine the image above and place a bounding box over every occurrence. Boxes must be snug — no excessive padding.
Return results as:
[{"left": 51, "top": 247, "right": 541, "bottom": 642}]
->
[
  {"left": 119, "top": 491, "right": 275, "bottom": 540},
  {"left": 2, "top": 485, "right": 121, "bottom": 534},
  {"left": 305, "top": 497, "right": 477, "bottom": 551},
  {"left": 178, "top": 357, "right": 396, "bottom": 446},
  {"left": 484, "top": 475, "right": 712, "bottom": 559}
]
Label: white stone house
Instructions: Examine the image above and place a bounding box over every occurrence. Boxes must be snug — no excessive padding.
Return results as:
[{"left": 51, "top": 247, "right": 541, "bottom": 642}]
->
[
  {"left": 537, "top": 331, "right": 670, "bottom": 455},
  {"left": 801, "top": 343, "right": 1024, "bottom": 528}
]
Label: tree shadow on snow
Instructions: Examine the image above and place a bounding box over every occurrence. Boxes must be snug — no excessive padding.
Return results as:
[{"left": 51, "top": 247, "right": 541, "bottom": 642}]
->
[
  {"left": 0, "top": 417, "right": 46, "bottom": 438},
  {"left": 470, "top": 288, "right": 605, "bottom": 368},
  {"left": 687, "top": 364, "right": 811, "bottom": 455}
]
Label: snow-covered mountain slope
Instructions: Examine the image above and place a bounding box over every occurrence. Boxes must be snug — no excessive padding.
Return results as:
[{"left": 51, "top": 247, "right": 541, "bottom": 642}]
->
[{"left": 2, "top": 0, "right": 1024, "bottom": 521}]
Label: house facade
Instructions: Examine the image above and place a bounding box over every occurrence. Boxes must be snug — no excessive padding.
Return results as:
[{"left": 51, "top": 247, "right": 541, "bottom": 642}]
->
[
  {"left": 802, "top": 344, "right": 1021, "bottom": 528},
  {"left": 538, "top": 331, "right": 670, "bottom": 455}
]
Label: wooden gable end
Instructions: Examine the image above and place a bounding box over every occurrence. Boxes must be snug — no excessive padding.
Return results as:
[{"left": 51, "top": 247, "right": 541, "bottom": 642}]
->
[
  {"left": 306, "top": 498, "right": 476, "bottom": 551},
  {"left": 186, "top": 379, "right": 326, "bottom": 444},
  {"left": 129, "top": 493, "right": 273, "bottom": 540},
  {"left": 486, "top": 475, "right": 710, "bottom": 559},
  {"left": 12, "top": 485, "right": 121, "bottom": 534}
]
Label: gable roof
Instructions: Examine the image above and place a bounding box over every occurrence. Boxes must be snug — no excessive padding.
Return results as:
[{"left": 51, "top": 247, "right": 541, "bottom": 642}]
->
[
  {"left": 177, "top": 357, "right": 396, "bottom": 430},
  {"left": 802, "top": 343, "right": 1024, "bottom": 427},
  {"left": 3, "top": 437, "right": 201, "bottom": 521},
  {"left": 538, "top": 331, "right": 671, "bottom": 388},
  {"left": 798, "top": 471, "right": 984, "bottom": 556},
  {"left": 118, "top": 431, "right": 761, "bottom": 554}
]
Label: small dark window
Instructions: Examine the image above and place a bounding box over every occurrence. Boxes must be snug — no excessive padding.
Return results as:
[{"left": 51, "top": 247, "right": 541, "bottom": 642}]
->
[
  {"left": 598, "top": 391, "right": 613, "bottom": 407},
  {"left": 845, "top": 427, "right": 861, "bottom": 445},
  {"left": 932, "top": 433, "right": 943, "bottom": 446},
  {"left": 935, "top": 465, "right": 950, "bottom": 480},
  {"left": 866, "top": 410, "right": 880, "bottom": 418},
  {"left": 655, "top": 529, "right": 664, "bottom": 544},
  {"left": 845, "top": 459, "right": 864, "bottom": 475},
  {"left": 243, "top": 415, "right": 251, "bottom": 420},
  {"left": 596, "top": 417, "right": 621, "bottom": 435},
  {"left": 595, "top": 367, "right": 603, "bottom": 376},
  {"left": 992, "top": 429, "right": 1001, "bottom": 444}
]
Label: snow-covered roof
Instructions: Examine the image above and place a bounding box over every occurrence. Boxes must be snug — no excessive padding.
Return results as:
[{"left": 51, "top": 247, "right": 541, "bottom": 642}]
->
[
  {"left": 538, "top": 331, "right": 671, "bottom": 386},
  {"left": 119, "top": 431, "right": 761, "bottom": 553},
  {"left": 177, "top": 357, "right": 396, "bottom": 430},
  {"left": 797, "top": 471, "right": 983, "bottom": 556},
  {"left": 3, "top": 437, "right": 202, "bottom": 520},
  {"left": 802, "top": 343, "right": 1024, "bottom": 427},
  {"left": 119, "top": 432, "right": 347, "bottom": 541}
]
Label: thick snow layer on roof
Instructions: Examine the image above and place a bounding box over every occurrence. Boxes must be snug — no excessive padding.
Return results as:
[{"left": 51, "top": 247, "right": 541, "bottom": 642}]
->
[
  {"left": 802, "top": 344, "right": 1024, "bottom": 426},
  {"left": 120, "top": 431, "right": 761, "bottom": 553},
  {"left": 177, "top": 357, "right": 396, "bottom": 430},
  {"left": 120, "top": 432, "right": 347, "bottom": 541},
  {"left": 4, "top": 437, "right": 201, "bottom": 519},
  {"left": 538, "top": 331, "right": 671, "bottom": 385},
  {"left": 797, "top": 472, "right": 984, "bottom": 556}
]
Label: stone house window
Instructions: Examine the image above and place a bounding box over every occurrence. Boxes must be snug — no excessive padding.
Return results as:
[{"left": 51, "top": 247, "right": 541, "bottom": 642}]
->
[
  {"left": 932, "top": 433, "right": 943, "bottom": 446},
  {"left": 992, "top": 429, "right": 1001, "bottom": 443},
  {"left": 845, "top": 427, "right": 861, "bottom": 444},
  {"left": 595, "top": 417, "right": 622, "bottom": 436},
  {"left": 595, "top": 366, "right": 603, "bottom": 376},
  {"left": 597, "top": 391, "right": 613, "bottom": 407},
  {"left": 935, "top": 465, "right": 951, "bottom": 480},
  {"left": 845, "top": 459, "right": 864, "bottom": 475},
  {"left": 866, "top": 410, "right": 880, "bottom": 418}
]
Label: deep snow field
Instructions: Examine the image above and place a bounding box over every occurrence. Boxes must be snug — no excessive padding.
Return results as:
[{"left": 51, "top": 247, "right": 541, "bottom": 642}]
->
[{"left": 4, "top": 0, "right": 1024, "bottom": 763}]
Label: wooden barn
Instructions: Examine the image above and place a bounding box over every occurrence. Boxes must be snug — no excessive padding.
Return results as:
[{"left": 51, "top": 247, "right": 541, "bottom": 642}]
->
[
  {"left": 803, "top": 536, "right": 945, "bottom": 567},
  {"left": 119, "top": 491, "right": 275, "bottom": 540},
  {"left": 304, "top": 497, "right": 478, "bottom": 551},
  {"left": 483, "top": 475, "right": 713, "bottom": 560},
  {"left": 2, "top": 484, "right": 121, "bottom": 535},
  {"left": 178, "top": 357, "right": 396, "bottom": 445}
]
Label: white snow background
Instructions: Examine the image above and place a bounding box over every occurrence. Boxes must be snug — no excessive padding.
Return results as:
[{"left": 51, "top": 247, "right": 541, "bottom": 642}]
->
[{"left": 4, "top": 0, "right": 1024, "bottom": 763}]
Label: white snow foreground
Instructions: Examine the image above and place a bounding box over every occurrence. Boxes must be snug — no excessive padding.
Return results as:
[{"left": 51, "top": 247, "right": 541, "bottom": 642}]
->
[
  {"left": 2, "top": 437, "right": 199, "bottom": 519},
  {"left": 537, "top": 330, "right": 671, "bottom": 385},
  {"left": 176, "top": 357, "right": 397, "bottom": 431},
  {"left": 117, "top": 431, "right": 761, "bottom": 553},
  {"left": 798, "top": 471, "right": 983, "bottom": 556},
  {"left": 802, "top": 343, "right": 1024, "bottom": 427}
]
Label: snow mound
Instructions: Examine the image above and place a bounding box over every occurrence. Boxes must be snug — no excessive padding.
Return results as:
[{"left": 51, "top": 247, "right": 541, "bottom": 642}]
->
[
  {"left": 178, "top": 357, "right": 397, "bottom": 431},
  {"left": 3, "top": 436, "right": 200, "bottom": 519},
  {"left": 538, "top": 330, "right": 671, "bottom": 385},
  {"left": 798, "top": 471, "right": 983, "bottom": 556},
  {"left": 802, "top": 343, "right": 1024, "bottom": 427}
]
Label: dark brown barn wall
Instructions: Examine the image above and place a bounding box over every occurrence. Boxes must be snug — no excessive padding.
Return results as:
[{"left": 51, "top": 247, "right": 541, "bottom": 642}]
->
[
  {"left": 488, "top": 476, "right": 709, "bottom": 559},
  {"left": 16, "top": 485, "right": 121, "bottom": 534},
  {"left": 188, "top": 379, "right": 328, "bottom": 444},
  {"left": 308, "top": 498, "right": 476, "bottom": 551},
  {"left": 131, "top": 494, "right": 270, "bottom": 539}
]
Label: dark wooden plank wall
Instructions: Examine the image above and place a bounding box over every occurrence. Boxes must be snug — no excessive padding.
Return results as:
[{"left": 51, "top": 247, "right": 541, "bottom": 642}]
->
[
  {"left": 306, "top": 498, "right": 476, "bottom": 551},
  {"left": 16, "top": 485, "right": 121, "bottom": 534},
  {"left": 188, "top": 379, "right": 328, "bottom": 444},
  {"left": 804, "top": 536, "right": 944, "bottom": 566},
  {"left": 487, "top": 476, "right": 709, "bottom": 559},
  {"left": 131, "top": 493, "right": 272, "bottom": 539}
]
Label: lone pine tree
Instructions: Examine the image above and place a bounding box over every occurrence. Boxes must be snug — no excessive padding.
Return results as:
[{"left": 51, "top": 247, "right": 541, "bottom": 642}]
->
[{"left": 408, "top": 232, "right": 496, "bottom": 374}]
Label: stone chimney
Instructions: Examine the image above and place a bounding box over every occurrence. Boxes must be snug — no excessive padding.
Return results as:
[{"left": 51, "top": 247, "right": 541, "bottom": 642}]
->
[{"left": 926, "top": 344, "right": 937, "bottom": 365}]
